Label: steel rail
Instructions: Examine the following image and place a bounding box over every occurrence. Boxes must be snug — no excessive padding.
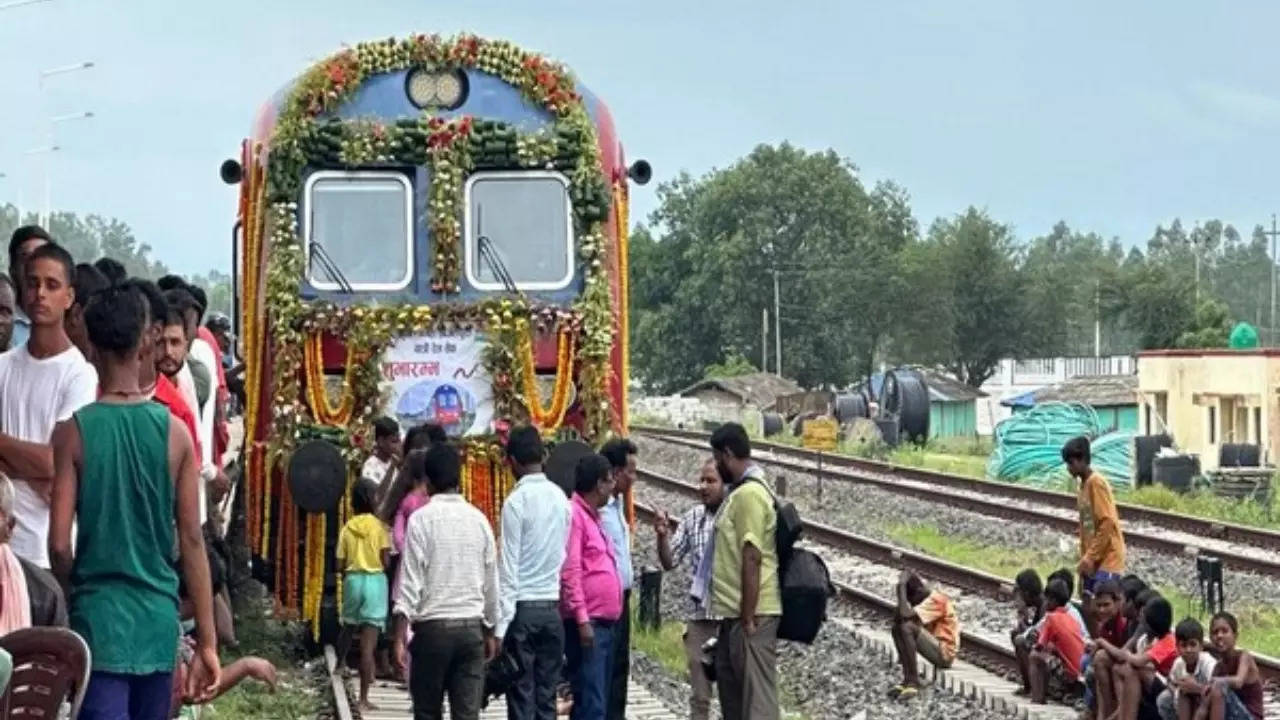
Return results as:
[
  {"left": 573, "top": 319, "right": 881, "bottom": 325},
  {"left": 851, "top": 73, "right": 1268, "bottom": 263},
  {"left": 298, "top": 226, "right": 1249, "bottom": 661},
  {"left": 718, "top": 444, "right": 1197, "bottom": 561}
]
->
[
  {"left": 636, "top": 429, "right": 1280, "bottom": 578},
  {"left": 635, "top": 425, "right": 1280, "bottom": 552},
  {"left": 634, "top": 463, "right": 1280, "bottom": 685}
]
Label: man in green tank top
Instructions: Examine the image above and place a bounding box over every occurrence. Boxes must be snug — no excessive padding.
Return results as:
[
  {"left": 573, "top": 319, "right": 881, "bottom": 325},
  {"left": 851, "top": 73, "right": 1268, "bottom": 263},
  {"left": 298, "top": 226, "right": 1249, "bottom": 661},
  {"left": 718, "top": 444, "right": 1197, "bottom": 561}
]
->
[{"left": 48, "top": 284, "right": 221, "bottom": 719}]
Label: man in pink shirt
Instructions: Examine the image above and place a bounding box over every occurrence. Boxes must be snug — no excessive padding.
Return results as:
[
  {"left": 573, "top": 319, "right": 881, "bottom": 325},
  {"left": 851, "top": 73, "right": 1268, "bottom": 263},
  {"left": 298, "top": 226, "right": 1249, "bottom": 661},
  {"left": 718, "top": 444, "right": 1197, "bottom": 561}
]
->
[{"left": 560, "top": 453, "right": 622, "bottom": 720}]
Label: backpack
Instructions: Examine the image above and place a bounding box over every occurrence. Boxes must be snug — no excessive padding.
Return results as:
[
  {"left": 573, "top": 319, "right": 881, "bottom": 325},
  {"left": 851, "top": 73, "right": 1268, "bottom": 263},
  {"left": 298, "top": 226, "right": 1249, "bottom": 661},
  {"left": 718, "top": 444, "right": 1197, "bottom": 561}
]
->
[{"left": 748, "top": 477, "right": 833, "bottom": 644}]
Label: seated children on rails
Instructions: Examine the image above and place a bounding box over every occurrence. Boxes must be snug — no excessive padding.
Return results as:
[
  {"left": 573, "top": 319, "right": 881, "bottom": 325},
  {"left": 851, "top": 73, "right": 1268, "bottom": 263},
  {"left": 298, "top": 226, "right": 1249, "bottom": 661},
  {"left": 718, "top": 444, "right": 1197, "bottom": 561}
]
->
[
  {"left": 1204, "top": 612, "right": 1264, "bottom": 720},
  {"left": 1081, "top": 579, "right": 1128, "bottom": 719}
]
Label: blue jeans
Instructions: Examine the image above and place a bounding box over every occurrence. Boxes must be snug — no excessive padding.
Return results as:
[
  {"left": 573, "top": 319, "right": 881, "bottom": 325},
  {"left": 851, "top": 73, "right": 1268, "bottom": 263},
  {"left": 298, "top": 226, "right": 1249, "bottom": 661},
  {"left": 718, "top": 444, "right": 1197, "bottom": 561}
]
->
[
  {"left": 81, "top": 670, "right": 174, "bottom": 720},
  {"left": 564, "top": 619, "right": 615, "bottom": 720},
  {"left": 1083, "top": 569, "right": 1124, "bottom": 596}
]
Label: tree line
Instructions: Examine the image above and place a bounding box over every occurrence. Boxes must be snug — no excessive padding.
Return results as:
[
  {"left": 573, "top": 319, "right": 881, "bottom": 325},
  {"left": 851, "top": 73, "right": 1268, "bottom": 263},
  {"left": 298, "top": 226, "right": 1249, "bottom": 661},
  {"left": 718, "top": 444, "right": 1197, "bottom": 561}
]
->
[
  {"left": 0, "top": 204, "right": 232, "bottom": 318},
  {"left": 630, "top": 143, "right": 1273, "bottom": 394}
]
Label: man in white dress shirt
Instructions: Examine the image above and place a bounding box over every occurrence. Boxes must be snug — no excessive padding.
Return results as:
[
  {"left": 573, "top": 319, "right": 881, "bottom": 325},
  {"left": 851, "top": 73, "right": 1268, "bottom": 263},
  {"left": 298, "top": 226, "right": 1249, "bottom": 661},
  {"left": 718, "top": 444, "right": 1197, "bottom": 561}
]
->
[{"left": 392, "top": 443, "right": 498, "bottom": 720}]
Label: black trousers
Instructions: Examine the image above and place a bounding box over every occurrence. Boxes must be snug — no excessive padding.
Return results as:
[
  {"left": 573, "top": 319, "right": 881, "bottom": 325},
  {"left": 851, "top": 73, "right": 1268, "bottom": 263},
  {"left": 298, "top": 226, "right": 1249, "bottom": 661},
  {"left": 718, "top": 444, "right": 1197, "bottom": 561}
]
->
[
  {"left": 504, "top": 601, "right": 564, "bottom": 720},
  {"left": 409, "top": 620, "right": 486, "bottom": 720},
  {"left": 607, "top": 589, "right": 631, "bottom": 719}
]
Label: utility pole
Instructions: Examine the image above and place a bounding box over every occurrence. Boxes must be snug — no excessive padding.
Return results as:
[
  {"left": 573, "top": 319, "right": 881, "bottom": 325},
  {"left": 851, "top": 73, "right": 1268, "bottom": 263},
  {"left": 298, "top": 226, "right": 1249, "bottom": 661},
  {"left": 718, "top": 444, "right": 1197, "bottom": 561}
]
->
[
  {"left": 1267, "top": 214, "right": 1279, "bottom": 345},
  {"left": 772, "top": 268, "right": 782, "bottom": 377},
  {"left": 1094, "top": 281, "right": 1101, "bottom": 358},
  {"left": 761, "top": 308, "right": 768, "bottom": 373}
]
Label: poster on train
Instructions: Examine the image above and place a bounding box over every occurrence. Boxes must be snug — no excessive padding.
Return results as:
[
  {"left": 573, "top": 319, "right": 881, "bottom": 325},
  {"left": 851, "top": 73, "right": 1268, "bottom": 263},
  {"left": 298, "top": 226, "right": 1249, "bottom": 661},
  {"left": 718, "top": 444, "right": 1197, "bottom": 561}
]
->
[{"left": 380, "top": 330, "right": 494, "bottom": 437}]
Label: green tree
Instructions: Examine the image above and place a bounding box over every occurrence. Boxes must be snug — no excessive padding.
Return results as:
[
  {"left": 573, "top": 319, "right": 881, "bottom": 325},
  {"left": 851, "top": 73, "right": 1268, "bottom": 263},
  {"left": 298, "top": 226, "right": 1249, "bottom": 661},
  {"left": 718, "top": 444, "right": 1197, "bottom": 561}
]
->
[
  {"left": 703, "top": 349, "right": 758, "bottom": 379},
  {"left": 894, "top": 208, "right": 1030, "bottom": 387},
  {"left": 630, "top": 143, "right": 879, "bottom": 391}
]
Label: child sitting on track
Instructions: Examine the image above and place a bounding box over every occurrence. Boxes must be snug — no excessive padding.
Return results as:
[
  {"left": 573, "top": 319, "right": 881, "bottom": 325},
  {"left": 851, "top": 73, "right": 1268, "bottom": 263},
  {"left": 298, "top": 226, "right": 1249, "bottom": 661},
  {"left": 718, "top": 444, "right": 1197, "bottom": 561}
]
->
[
  {"left": 1028, "top": 578, "right": 1086, "bottom": 704},
  {"left": 1012, "top": 568, "right": 1046, "bottom": 696},
  {"left": 1157, "top": 617, "right": 1215, "bottom": 720},
  {"left": 1082, "top": 579, "right": 1128, "bottom": 719},
  {"left": 889, "top": 571, "right": 960, "bottom": 701},
  {"left": 1202, "top": 612, "right": 1264, "bottom": 720},
  {"left": 1047, "top": 568, "right": 1090, "bottom": 638},
  {"left": 1109, "top": 595, "right": 1178, "bottom": 720}
]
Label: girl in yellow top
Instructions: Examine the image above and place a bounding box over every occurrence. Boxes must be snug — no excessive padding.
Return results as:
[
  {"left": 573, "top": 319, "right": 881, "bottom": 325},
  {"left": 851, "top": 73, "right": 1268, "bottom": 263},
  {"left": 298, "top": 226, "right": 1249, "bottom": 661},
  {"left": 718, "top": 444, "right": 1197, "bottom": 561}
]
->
[
  {"left": 1062, "top": 437, "right": 1126, "bottom": 603},
  {"left": 335, "top": 481, "right": 391, "bottom": 712}
]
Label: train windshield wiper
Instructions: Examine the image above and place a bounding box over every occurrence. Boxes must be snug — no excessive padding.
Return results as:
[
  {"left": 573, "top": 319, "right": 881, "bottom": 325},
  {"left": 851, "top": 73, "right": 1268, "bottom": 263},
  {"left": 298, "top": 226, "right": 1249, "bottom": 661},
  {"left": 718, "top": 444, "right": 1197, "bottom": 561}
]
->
[{"left": 308, "top": 239, "right": 353, "bottom": 294}]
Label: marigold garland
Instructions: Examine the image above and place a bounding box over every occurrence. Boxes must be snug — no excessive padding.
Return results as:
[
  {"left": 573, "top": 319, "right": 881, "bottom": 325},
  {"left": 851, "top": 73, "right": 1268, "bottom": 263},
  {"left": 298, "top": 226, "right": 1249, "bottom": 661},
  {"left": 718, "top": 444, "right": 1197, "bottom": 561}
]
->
[
  {"left": 519, "top": 323, "right": 575, "bottom": 430},
  {"left": 303, "top": 331, "right": 357, "bottom": 426},
  {"left": 304, "top": 512, "right": 326, "bottom": 640}
]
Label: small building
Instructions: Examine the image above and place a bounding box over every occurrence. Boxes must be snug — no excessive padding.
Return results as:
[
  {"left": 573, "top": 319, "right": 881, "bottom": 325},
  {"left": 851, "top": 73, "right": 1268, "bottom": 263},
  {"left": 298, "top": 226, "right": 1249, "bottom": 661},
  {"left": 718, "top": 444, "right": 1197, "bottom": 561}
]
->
[
  {"left": 676, "top": 372, "right": 804, "bottom": 415},
  {"left": 920, "top": 371, "right": 986, "bottom": 439},
  {"left": 1002, "top": 375, "right": 1140, "bottom": 433},
  {"left": 976, "top": 355, "right": 1135, "bottom": 434},
  {"left": 1136, "top": 350, "right": 1277, "bottom": 471}
]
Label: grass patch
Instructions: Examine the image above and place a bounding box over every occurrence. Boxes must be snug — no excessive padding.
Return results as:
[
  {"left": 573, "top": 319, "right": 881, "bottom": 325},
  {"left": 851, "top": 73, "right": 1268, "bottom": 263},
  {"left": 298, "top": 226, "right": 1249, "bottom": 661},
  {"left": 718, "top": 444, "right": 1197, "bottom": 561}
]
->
[
  {"left": 887, "top": 521, "right": 1280, "bottom": 658},
  {"left": 1116, "top": 484, "right": 1280, "bottom": 532},
  {"left": 203, "top": 601, "right": 323, "bottom": 719},
  {"left": 886, "top": 522, "right": 1076, "bottom": 581},
  {"left": 630, "top": 609, "right": 810, "bottom": 719}
]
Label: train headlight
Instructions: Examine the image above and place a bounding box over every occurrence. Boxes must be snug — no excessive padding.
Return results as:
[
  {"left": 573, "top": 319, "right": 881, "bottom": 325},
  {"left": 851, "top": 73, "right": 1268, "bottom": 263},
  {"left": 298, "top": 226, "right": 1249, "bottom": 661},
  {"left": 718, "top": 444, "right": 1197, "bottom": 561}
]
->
[{"left": 406, "top": 69, "right": 468, "bottom": 110}]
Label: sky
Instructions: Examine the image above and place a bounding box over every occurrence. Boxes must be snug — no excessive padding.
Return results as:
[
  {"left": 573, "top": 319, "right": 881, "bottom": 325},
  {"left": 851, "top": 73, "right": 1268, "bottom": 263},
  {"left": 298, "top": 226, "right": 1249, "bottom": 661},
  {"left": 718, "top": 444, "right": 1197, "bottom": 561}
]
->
[{"left": 1, "top": 1, "right": 1278, "bottom": 275}]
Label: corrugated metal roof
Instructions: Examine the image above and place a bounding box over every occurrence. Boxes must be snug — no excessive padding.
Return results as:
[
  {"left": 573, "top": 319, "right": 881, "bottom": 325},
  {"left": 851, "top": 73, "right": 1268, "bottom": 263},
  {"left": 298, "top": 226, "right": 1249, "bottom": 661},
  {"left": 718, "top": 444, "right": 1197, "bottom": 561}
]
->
[
  {"left": 1006, "top": 374, "right": 1139, "bottom": 407},
  {"left": 677, "top": 372, "right": 804, "bottom": 410}
]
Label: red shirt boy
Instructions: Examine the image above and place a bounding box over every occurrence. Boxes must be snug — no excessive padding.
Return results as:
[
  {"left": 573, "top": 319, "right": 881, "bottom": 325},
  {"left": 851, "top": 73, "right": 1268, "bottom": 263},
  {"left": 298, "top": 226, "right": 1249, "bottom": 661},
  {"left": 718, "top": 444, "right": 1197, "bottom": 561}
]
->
[{"left": 1038, "top": 606, "right": 1086, "bottom": 678}]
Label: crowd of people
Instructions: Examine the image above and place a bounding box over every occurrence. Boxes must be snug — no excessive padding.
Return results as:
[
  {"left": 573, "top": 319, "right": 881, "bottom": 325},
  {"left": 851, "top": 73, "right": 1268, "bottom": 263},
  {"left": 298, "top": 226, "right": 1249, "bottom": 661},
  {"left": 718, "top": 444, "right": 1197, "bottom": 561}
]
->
[
  {"left": 0, "top": 224, "right": 269, "bottom": 719},
  {"left": 998, "top": 437, "right": 1265, "bottom": 720},
  {"left": 337, "top": 419, "right": 786, "bottom": 720},
  {"left": 0, "top": 219, "right": 1264, "bottom": 720}
]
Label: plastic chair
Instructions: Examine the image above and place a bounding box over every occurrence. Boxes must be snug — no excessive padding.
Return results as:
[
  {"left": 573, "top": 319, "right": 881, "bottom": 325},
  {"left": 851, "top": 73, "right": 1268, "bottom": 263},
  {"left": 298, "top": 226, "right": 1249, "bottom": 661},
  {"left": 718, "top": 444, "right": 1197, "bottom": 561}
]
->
[{"left": 0, "top": 627, "right": 91, "bottom": 719}]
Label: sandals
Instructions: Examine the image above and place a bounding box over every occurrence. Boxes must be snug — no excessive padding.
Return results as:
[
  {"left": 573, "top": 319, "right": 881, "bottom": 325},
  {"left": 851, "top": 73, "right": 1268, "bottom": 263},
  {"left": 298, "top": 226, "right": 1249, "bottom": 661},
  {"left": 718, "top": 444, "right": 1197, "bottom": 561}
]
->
[{"left": 887, "top": 684, "right": 919, "bottom": 700}]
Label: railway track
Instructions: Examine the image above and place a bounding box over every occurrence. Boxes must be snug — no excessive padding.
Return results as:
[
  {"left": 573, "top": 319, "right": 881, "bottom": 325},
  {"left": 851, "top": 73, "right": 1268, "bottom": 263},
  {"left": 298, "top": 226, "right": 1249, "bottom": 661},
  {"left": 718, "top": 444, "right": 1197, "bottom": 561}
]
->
[
  {"left": 632, "top": 485, "right": 1020, "bottom": 678},
  {"left": 636, "top": 427, "right": 1280, "bottom": 578},
  {"left": 633, "top": 465, "right": 1280, "bottom": 686}
]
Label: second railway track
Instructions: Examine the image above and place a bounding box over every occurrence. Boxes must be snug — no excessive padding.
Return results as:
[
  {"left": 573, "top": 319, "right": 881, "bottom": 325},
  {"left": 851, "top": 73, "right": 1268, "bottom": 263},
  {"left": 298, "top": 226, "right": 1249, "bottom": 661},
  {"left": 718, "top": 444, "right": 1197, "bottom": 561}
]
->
[{"left": 636, "top": 426, "right": 1280, "bottom": 578}]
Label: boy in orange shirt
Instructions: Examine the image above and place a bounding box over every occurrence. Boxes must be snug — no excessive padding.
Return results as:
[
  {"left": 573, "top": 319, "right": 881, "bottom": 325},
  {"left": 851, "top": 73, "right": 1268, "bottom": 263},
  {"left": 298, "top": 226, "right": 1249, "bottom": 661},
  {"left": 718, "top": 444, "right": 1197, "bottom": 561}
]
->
[
  {"left": 889, "top": 571, "right": 959, "bottom": 700},
  {"left": 1063, "top": 436, "right": 1126, "bottom": 630}
]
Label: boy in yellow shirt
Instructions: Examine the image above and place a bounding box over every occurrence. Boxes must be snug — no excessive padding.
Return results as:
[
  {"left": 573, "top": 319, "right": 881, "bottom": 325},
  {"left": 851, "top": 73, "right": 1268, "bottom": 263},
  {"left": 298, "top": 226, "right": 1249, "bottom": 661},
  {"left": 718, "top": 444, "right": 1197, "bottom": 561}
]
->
[
  {"left": 1062, "top": 436, "right": 1125, "bottom": 634},
  {"left": 336, "top": 481, "right": 392, "bottom": 711}
]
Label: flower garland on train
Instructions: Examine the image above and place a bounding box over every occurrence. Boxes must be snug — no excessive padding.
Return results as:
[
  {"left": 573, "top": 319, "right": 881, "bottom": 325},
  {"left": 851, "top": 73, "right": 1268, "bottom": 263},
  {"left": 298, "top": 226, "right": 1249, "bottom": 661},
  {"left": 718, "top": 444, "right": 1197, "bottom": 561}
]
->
[{"left": 248, "top": 35, "right": 620, "bottom": 622}]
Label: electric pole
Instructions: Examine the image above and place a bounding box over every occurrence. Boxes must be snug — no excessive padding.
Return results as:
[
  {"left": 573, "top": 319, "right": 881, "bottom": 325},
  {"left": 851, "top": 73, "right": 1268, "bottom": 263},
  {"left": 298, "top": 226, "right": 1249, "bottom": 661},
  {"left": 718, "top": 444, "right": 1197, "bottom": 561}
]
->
[
  {"left": 772, "top": 268, "right": 782, "bottom": 377},
  {"left": 1267, "top": 214, "right": 1279, "bottom": 345},
  {"left": 761, "top": 308, "right": 768, "bottom": 373}
]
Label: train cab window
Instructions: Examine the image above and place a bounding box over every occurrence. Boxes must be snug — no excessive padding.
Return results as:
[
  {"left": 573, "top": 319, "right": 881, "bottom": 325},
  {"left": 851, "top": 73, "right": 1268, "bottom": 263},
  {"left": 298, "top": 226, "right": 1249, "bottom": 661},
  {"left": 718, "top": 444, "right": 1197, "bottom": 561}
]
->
[
  {"left": 464, "top": 171, "right": 574, "bottom": 291},
  {"left": 303, "top": 171, "right": 413, "bottom": 291}
]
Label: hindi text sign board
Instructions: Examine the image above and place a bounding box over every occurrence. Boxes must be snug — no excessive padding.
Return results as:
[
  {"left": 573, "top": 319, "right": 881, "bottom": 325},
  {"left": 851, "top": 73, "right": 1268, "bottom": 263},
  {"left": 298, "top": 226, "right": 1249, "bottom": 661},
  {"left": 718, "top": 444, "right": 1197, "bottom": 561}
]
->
[
  {"left": 380, "top": 330, "right": 494, "bottom": 437},
  {"left": 801, "top": 417, "right": 839, "bottom": 452}
]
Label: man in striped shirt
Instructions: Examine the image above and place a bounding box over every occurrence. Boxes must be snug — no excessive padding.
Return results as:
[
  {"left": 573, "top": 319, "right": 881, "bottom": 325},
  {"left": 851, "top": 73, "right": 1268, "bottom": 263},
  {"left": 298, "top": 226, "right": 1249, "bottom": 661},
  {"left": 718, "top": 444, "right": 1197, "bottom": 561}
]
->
[
  {"left": 655, "top": 458, "right": 727, "bottom": 720},
  {"left": 391, "top": 443, "right": 498, "bottom": 719}
]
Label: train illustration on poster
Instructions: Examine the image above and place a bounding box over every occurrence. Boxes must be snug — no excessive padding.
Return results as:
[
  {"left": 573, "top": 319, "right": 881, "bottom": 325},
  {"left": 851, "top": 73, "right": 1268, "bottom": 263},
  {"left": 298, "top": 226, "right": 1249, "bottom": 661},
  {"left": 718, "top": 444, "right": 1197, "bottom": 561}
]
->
[
  {"left": 394, "top": 379, "right": 479, "bottom": 436},
  {"left": 381, "top": 331, "right": 494, "bottom": 437}
]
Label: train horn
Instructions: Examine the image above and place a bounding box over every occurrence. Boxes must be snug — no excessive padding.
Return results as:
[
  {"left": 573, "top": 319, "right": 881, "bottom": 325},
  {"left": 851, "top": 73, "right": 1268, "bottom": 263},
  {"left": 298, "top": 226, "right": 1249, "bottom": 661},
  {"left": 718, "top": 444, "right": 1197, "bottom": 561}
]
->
[
  {"left": 220, "top": 159, "right": 244, "bottom": 185},
  {"left": 627, "top": 159, "right": 652, "bottom": 185}
]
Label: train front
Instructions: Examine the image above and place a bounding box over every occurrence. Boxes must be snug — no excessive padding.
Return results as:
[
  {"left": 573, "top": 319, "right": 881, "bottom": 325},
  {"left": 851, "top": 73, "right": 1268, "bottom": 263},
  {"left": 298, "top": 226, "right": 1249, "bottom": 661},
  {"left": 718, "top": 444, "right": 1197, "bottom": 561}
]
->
[{"left": 224, "top": 35, "right": 648, "bottom": 636}]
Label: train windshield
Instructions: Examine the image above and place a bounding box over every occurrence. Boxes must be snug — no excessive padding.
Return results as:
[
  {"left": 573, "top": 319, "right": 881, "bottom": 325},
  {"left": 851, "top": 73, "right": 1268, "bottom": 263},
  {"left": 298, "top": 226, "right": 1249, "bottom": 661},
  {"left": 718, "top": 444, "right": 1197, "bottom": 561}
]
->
[
  {"left": 464, "top": 171, "right": 574, "bottom": 291},
  {"left": 303, "top": 171, "right": 414, "bottom": 291}
]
